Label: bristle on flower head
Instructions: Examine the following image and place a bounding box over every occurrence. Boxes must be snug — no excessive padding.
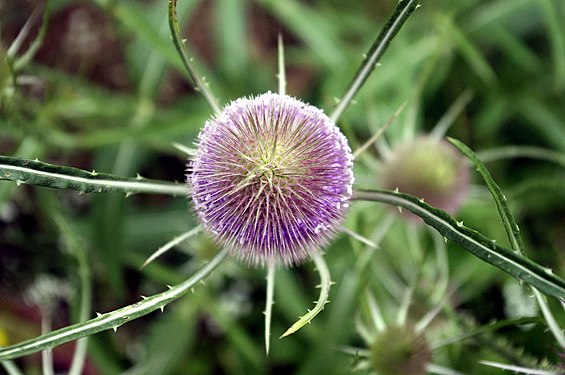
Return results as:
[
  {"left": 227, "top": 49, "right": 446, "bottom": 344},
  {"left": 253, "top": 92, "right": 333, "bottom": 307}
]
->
[{"left": 189, "top": 92, "right": 354, "bottom": 267}]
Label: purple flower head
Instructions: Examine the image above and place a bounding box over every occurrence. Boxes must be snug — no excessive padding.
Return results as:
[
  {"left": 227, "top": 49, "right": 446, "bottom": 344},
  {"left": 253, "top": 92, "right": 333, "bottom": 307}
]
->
[{"left": 189, "top": 92, "right": 354, "bottom": 267}]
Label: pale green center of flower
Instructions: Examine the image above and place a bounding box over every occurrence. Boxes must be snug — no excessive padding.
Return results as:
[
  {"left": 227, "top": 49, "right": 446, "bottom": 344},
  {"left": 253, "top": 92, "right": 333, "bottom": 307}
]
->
[{"left": 237, "top": 144, "right": 295, "bottom": 195}]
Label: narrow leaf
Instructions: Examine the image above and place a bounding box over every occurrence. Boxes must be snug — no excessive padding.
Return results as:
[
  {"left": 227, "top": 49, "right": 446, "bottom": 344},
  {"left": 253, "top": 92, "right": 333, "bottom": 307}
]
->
[
  {"left": 13, "top": 0, "right": 51, "bottom": 71},
  {"left": 477, "top": 145, "right": 565, "bottom": 168},
  {"left": 168, "top": 0, "right": 221, "bottom": 114},
  {"left": 280, "top": 253, "right": 332, "bottom": 338},
  {"left": 449, "top": 138, "right": 525, "bottom": 255},
  {"left": 141, "top": 226, "right": 202, "bottom": 269},
  {"left": 264, "top": 265, "right": 276, "bottom": 355},
  {"left": 0, "top": 156, "right": 187, "bottom": 196},
  {"left": 353, "top": 189, "right": 565, "bottom": 300},
  {"left": 331, "top": 0, "right": 421, "bottom": 122},
  {"left": 52, "top": 213, "right": 92, "bottom": 375},
  {"left": 451, "top": 138, "right": 565, "bottom": 347},
  {"left": 0, "top": 248, "right": 229, "bottom": 361}
]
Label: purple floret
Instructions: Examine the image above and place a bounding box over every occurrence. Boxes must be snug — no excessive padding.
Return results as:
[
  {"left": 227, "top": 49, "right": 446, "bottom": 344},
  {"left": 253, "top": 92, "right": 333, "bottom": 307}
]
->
[{"left": 189, "top": 92, "right": 354, "bottom": 267}]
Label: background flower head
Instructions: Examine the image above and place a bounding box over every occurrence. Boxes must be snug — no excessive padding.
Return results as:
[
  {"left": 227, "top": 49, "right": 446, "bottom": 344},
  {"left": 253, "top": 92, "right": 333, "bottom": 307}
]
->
[
  {"left": 189, "top": 92, "right": 354, "bottom": 267},
  {"left": 380, "top": 136, "right": 470, "bottom": 216},
  {"left": 370, "top": 324, "right": 431, "bottom": 375}
]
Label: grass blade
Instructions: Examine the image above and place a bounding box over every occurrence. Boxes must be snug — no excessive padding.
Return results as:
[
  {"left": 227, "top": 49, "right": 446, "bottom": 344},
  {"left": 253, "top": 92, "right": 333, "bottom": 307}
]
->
[
  {"left": 477, "top": 145, "right": 565, "bottom": 168},
  {"left": 38, "top": 209, "right": 93, "bottom": 375},
  {"left": 12, "top": 0, "right": 51, "bottom": 71},
  {"left": 257, "top": 0, "right": 344, "bottom": 69},
  {"left": 541, "top": 0, "right": 565, "bottom": 91}
]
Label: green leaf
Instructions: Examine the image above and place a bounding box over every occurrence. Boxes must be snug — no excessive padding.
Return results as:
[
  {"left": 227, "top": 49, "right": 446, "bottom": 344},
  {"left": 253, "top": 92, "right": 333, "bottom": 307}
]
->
[
  {"left": 450, "top": 138, "right": 565, "bottom": 348},
  {"left": 477, "top": 145, "right": 565, "bottom": 168},
  {"left": 280, "top": 253, "right": 332, "bottom": 338},
  {"left": 11, "top": 0, "right": 51, "bottom": 71},
  {"left": 0, "top": 156, "right": 187, "bottom": 196},
  {"left": 169, "top": 0, "right": 222, "bottom": 114},
  {"left": 0, "top": 248, "right": 229, "bottom": 361},
  {"left": 353, "top": 189, "right": 565, "bottom": 301},
  {"left": 331, "top": 0, "right": 421, "bottom": 122},
  {"left": 449, "top": 137, "right": 525, "bottom": 255}
]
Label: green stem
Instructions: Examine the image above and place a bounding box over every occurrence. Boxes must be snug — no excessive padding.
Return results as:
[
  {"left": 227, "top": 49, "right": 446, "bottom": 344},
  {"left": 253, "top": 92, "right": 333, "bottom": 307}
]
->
[
  {"left": 52, "top": 214, "right": 92, "bottom": 375},
  {"left": 168, "top": 0, "right": 222, "bottom": 114},
  {"left": 278, "top": 33, "right": 287, "bottom": 96},
  {"left": 353, "top": 189, "right": 565, "bottom": 300},
  {"left": 41, "top": 316, "right": 54, "bottom": 375},
  {"left": 330, "top": 0, "right": 421, "bottom": 122},
  {"left": 0, "top": 248, "right": 229, "bottom": 361},
  {"left": 0, "top": 156, "right": 187, "bottom": 196}
]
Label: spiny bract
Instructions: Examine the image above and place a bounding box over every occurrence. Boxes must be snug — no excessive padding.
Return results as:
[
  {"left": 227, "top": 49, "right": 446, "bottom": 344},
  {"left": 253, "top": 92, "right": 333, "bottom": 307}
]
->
[{"left": 189, "top": 92, "right": 354, "bottom": 267}]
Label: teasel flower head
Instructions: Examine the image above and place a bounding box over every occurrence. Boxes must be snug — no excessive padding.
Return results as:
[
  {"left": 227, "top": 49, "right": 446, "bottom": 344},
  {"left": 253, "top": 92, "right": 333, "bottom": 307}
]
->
[
  {"left": 370, "top": 324, "right": 432, "bottom": 375},
  {"left": 380, "top": 136, "right": 470, "bottom": 216},
  {"left": 189, "top": 92, "right": 354, "bottom": 267}
]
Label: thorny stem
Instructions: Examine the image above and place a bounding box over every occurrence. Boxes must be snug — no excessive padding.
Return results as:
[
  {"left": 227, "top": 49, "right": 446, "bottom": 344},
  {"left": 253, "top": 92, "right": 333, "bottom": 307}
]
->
[
  {"left": 168, "top": 0, "right": 222, "bottom": 114},
  {"left": 452, "top": 138, "right": 565, "bottom": 349},
  {"left": 0, "top": 248, "right": 230, "bottom": 361},
  {"left": 353, "top": 189, "right": 565, "bottom": 301},
  {"left": 330, "top": 0, "right": 421, "bottom": 123},
  {"left": 0, "top": 156, "right": 188, "bottom": 196}
]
